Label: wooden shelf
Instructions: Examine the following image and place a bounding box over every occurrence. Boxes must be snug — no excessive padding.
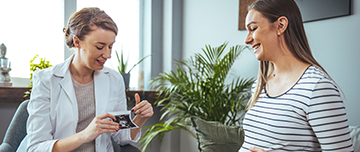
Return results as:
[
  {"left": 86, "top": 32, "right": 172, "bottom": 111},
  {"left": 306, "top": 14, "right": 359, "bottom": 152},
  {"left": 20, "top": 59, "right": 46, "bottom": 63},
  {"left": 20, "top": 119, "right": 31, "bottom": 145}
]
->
[
  {"left": 0, "top": 87, "right": 158, "bottom": 104},
  {"left": 0, "top": 87, "right": 29, "bottom": 104}
]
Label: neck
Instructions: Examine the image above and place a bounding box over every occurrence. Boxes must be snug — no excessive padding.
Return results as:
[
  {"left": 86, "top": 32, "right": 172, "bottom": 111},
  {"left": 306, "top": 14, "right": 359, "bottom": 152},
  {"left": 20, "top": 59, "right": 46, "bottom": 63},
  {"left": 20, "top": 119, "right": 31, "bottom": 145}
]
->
[
  {"left": 70, "top": 54, "right": 94, "bottom": 83},
  {"left": 271, "top": 53, "right": 310, "bottom": 77}
]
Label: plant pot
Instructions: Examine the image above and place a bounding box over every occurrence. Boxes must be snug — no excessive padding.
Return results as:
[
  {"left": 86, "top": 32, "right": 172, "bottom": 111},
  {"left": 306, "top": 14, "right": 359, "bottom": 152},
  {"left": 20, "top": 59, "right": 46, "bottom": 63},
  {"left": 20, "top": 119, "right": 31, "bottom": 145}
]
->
[
  {"left": 120, "top": 73, "right": 130, "bottom": 90},
  {"left": 190, "top": 116, "right": 244, "bottom": 152}
]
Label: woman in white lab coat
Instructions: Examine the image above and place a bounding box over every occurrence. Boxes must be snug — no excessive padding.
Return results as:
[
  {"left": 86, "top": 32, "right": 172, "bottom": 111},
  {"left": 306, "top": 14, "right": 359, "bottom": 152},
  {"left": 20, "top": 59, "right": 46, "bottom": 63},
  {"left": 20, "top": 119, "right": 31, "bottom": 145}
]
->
[{"left": 22, "top": 7, "right": 154, "bottom": 152}]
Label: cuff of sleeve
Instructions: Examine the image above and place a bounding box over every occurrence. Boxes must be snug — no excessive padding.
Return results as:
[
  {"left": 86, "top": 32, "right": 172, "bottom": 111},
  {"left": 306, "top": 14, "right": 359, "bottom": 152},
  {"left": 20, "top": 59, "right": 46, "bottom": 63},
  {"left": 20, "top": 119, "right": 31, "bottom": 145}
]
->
[{"left": 27, "top": 138, "right": 58, "bottom": 152}]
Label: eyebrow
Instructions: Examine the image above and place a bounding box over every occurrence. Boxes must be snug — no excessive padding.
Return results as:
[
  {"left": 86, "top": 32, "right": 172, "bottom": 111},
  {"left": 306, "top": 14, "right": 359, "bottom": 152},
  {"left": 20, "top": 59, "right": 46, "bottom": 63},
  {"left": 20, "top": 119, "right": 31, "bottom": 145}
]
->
[
  {"left": 96, "top": 42, "right": 106, "bottom": 45},
  {"left": 95, "top": 41, "right": 115, "bottom": 45},
  {"left": 246, "top": 21, "right": 257, "bottom": 28}
]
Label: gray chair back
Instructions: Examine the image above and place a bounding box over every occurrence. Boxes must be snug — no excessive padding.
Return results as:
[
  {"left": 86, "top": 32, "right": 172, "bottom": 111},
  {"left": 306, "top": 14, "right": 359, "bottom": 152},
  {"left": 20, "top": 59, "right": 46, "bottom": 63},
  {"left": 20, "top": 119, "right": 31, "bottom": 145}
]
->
[{"left": 0, "top": 100, "right": 29, "bottom": 152}]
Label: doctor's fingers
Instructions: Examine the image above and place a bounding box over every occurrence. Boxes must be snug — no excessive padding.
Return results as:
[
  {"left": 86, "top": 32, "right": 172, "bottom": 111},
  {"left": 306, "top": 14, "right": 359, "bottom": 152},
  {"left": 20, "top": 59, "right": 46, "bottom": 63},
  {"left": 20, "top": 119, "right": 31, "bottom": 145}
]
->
[
  {"left": 135, "top": 105, "right": 154, "bottom": 118},
  {"left": 96, "top": 118, "right": 119, "bottom": 126},
  {"left": 134, "top": 101, "right": 152, "bottom": 113},
  {"left": 139, "top": 109, "right": 154, "bottom": 118},
  {"left": 132, "top": 100, "right": 151, "bottom": 112},
  {"left": 82, "top": 119, "right": 117, "bottom": 142},
  {"left": 97, "top": 113, "right": 116, "bottom": 121},
  {"left": 93, "top": 119, "right": 120, "bottom": 131}
]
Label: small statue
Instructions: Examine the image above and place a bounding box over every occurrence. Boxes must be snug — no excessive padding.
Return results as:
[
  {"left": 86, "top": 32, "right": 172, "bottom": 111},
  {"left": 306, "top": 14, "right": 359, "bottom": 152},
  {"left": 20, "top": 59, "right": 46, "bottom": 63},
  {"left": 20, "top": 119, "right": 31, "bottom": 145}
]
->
[
  {"left": 0, "top": 43, "right": 6, "bottom": 58},
  {"left": 0, "top": 43, "right": 12, "bottom": 86}
]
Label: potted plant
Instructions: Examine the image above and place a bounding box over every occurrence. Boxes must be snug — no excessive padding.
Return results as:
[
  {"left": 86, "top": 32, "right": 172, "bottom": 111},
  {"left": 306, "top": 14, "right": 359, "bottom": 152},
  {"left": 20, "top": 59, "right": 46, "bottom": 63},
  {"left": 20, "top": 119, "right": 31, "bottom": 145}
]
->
[
  {"left": 139, "top": 42, "right": 255, "bottom": 151},
  {"left": 115, "top": 49, "right": 151, "bottom": 90},
  {"left": 24, "top": 54, "right": 52, "bottom": 99}
]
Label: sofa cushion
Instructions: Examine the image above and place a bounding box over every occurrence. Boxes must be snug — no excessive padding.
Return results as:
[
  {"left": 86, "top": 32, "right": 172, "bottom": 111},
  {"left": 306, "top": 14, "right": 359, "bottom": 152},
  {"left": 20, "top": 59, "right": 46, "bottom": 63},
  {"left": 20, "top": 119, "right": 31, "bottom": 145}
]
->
[{"left": 190, "top": 116, "right": 244, "bottom": 152}]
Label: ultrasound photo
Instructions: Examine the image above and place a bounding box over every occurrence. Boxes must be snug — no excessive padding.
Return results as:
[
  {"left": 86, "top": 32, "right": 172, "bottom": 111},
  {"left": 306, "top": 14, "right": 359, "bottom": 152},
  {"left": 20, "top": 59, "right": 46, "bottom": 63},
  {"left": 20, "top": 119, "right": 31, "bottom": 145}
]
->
[{"left": 109, "top": 111, "right": 138, "bottom": 129}]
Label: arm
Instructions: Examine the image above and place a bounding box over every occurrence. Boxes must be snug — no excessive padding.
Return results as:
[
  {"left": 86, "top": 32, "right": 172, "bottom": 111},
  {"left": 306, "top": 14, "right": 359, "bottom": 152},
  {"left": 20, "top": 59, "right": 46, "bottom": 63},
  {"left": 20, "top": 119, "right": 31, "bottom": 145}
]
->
[
  {"left": 27, "top": 71, "right": 57, "bottom": 152},
  {"left": 52, "top": 113, "right": 120, "bottom": 152},
  {"left": 307, "top": 78, "right": 354, "bottom": 151},
  {"left": 130, "top": 93, "right": 154, "bottom": 140}
]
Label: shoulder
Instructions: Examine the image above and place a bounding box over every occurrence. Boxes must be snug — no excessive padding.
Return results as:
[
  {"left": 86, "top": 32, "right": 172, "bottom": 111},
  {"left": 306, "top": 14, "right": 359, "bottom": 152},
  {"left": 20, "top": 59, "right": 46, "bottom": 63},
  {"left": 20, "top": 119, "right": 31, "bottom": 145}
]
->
[
  {"left": 33, "top": 56, "right": 73, "bottom": 81},
  {"left": 300, "top": 66, "right": 337, "bottom": 90},
  {"left": 102, "top": 66, "right": 122, "bottom": 79},
  {"left": 301, "top": 66, "right": 341, "bottom": 106},
  {"left": 302, "top": 66, "right": 329, "bottom": 80},
  {"left": 98, "top": 66, "right": 124, "bottom": 85},
  {"left": 99, "top": 67, "right": 126, "bottom": 95},
  {"left": 32, "top": 66, "right": 55, "bottom": 84},
  {"left": 291, "top": 66, "right": 340, "bottom": 106}
]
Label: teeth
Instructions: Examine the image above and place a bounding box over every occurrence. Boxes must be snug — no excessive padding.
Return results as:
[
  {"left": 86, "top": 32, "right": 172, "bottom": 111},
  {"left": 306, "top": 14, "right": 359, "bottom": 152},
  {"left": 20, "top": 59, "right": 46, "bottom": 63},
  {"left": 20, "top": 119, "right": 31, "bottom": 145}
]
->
[{"left": 254, "top": 45, "right": 259, "bottom": 49}]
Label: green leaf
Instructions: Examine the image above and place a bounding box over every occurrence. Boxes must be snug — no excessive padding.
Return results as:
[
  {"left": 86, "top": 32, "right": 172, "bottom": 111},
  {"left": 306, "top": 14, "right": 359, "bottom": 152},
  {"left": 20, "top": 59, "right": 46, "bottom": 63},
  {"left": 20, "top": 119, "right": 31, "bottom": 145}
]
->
[
  {"left": 25, "top": 54, "right": 52, "bottom": 99},
  {"left": 115, "top": 49, "right": 152, "bottom": 74}
]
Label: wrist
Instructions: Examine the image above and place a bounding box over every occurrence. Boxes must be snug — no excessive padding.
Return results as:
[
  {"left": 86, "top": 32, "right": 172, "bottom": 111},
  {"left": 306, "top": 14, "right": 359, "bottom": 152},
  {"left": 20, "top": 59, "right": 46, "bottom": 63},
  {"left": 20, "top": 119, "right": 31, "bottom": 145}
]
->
[
  {"left": 132, "top": 115, "right": 147, "bottom": 128},
  {"left": 77, "top": 130, "right": 89, "bottom": 144}
]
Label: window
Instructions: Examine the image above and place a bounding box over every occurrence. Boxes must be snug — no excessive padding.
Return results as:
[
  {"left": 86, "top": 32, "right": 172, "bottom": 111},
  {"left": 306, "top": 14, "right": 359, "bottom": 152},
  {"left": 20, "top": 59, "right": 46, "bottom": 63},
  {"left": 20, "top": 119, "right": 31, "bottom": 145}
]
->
[
  {"left": 77, "top": 0, "right": 141, "bottom": 90},
  {"left": 0, "top": 0, "right": 141, "bottom": 89},
  {"left": 0, "top": 0, "right": 64, "bottom": 79}
]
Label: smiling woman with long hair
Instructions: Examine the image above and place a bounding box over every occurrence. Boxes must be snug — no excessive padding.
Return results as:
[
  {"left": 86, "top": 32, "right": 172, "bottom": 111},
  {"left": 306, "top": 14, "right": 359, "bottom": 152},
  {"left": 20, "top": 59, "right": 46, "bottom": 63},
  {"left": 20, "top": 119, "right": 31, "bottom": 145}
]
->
[{"left": 239, "top": 0, "right": 354, "bottom": 151}]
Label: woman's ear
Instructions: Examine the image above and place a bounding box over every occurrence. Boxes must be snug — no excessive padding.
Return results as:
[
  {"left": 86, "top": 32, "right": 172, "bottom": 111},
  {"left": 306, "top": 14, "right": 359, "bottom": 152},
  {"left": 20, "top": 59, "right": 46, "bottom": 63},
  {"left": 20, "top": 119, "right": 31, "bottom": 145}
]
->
[
  {"left": 73, "top": 35, "right": 81, "bottom": 48},
  {"left": 276, "top": 16, "right": 288, "bottom": 36}
]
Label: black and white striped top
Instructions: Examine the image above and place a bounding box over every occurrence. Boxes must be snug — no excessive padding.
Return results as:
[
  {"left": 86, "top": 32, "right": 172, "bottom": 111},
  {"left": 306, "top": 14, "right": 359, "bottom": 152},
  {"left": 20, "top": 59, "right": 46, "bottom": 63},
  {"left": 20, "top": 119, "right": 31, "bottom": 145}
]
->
[{"left": 239, "top": 66, "right": 354, "bottom": 151}]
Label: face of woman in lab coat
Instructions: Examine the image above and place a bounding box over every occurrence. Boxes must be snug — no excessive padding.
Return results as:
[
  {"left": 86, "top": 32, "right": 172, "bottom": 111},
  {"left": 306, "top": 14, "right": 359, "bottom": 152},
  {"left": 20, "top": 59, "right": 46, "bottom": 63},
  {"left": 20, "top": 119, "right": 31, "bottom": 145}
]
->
[{"left": 75, "top": 27, "right": 116, "bottom": 71}]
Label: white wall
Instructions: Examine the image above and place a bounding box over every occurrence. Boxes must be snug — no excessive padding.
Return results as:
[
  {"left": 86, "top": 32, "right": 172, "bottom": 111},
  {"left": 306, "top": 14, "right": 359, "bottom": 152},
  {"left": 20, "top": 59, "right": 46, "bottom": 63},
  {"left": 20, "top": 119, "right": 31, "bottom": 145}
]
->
[
  {"left": 180, "top": 0, "right": 360, "bottom": 151},
  {"left": 183, "top": 0, "right": 258, "bottom": 81}
]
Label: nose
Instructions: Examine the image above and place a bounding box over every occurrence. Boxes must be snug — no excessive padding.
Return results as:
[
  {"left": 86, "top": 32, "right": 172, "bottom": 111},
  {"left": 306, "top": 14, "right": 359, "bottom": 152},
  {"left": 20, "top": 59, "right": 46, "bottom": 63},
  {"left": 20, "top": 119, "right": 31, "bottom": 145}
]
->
[
  {"left": 245, "top": 32, "right": 253, "bottom": 45},
  {"left": 103, "top": 47, "right": 111, "bottom": 59}
]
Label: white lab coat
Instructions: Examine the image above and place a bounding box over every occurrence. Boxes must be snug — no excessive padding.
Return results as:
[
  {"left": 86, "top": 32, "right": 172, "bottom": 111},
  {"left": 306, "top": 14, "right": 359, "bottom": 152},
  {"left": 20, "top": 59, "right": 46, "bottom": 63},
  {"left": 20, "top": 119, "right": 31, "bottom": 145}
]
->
[{"left": 17, "top": 55, "right": 139, "bottom": 152}]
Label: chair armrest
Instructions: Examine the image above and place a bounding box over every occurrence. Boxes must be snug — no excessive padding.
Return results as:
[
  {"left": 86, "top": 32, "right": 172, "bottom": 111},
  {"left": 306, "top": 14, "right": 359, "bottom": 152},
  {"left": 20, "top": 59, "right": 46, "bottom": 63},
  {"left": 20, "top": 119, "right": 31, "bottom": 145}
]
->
[
  {"left": 0, "top": 143, "right": 13, "bottom": 152},
  {"left": 119, "top": 144, "right": 141, "bottom": 152},
  {"left": 111, "top": 136, "right": 140, "bottom": 152}
]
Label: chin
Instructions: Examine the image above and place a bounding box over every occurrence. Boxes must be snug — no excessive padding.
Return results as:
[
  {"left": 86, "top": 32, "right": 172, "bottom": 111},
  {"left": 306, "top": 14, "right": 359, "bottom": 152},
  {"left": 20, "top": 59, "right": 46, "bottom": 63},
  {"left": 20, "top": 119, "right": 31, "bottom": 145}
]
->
[
  {"left": 94, "top": 65, "right": 105, "bottom": 71},
  {"left": 255, "top": 54, "right": 268, "bottom": 61},
  {"left": 254, "top": 49, "right": 266, "bottom": 61},
  {"left": 255, "top": 53, "right": 262, "bottom": 61}
]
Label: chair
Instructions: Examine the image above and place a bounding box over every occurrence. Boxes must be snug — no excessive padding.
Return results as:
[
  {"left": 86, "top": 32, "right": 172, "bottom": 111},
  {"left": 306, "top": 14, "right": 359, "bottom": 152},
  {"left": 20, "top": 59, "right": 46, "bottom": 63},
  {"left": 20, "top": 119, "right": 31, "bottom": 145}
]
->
[
  {"left": 0, "top": 100, "right": 28, "bottom": 152},
  {"left": 0, "top": 100, "right": 140, "bottom": 152}
]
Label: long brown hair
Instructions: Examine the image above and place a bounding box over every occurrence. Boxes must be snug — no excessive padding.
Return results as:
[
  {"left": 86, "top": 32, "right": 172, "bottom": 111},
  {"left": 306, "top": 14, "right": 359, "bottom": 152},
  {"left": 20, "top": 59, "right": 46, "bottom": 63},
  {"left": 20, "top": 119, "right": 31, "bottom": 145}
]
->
[
  {"left": 247, "top": 0, "right": 332, "bottom": 110},
  {"left": 63, "top": 7, "right": 118, "bottom": 48}
]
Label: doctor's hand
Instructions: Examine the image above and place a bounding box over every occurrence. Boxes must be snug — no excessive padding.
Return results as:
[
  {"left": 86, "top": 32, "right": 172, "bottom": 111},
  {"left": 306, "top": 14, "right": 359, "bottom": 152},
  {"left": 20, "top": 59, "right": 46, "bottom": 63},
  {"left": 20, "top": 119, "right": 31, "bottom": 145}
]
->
[
  {"left": 250, "top": 147, "right": 266, "bottom": 152},
  {"left": 80, "top": 113, "right": 120, "bottom": 143},
  {"left": 131, "top": 93, "right": 154, "bottom": 127}
]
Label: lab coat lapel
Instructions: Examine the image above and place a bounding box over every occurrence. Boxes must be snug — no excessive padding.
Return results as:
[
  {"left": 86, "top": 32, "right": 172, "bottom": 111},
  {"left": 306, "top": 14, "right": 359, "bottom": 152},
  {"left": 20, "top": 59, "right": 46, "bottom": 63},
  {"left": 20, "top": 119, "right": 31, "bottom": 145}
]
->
[
  {"left": 59, "top": 74, "right": 77, "bottom": 105},
  {"left": 94, "top": 70, "right": 110, "bottom": 116},
  {"left": 54, "top": 55, "right": 77, "bottom": 105},
  {"left": 54, "top": 55, "right": 79, "bottom": 124}
]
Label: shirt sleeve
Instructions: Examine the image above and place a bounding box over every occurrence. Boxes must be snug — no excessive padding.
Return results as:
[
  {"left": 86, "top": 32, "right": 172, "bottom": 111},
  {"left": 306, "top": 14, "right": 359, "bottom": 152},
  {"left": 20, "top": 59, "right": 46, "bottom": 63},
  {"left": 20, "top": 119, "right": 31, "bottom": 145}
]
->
[
  {"left": 111, "top": 128, "right": 140, "bottom": 146},
  {"left": 307, "top": 78, "right": 354, "bottom": 151},
  {"left": 26, "top": 70, "right": 58, "bottom": 152}
]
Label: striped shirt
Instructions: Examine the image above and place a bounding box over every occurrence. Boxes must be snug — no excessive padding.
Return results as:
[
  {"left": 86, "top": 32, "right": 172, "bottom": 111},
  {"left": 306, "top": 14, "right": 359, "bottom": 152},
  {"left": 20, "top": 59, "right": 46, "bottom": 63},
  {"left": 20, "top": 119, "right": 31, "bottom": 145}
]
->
[{"left": 239, "top": 66, "right": 354, "bottom": 152}]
